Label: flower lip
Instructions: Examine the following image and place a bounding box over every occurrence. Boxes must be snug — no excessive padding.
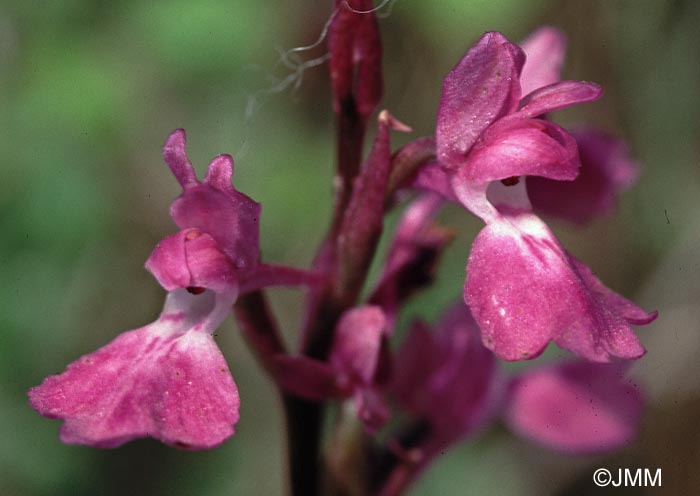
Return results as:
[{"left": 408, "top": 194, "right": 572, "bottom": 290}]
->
[
  {"left": 464, "top": 209, "right": 653, "bottom": 362},
  {"left": 28, "top": 289, "right": 240, "bottom": 449}
]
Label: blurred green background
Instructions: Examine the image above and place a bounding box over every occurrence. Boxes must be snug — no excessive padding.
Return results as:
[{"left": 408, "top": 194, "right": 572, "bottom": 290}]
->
[{"left": 1, "top": 0, "right": 699, "bottom": 494}]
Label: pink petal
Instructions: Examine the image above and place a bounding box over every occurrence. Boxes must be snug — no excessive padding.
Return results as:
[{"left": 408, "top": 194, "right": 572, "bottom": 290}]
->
[
  {"left": 461, "top": 118, "right": 580, "bottom": 184},
  {"left": 465, "top": 210, "right": 650, "bottom": 362},
  {"left": 163, "top": 130, "right": 261, "bottom": 277},
  {"left": 436, "top": 32, "right": 525, "bottom": 170},
  {"left": 330, "top": 306, "right": 386, "bottom": 386},
  {"left": 571, "top": 258, "right": 657, "bottom": 326},
  {"left": 517, "top": 81, "right": 602, "bottom": 119},
  {"left": 505, "top": 361, "right": 644, "bottom": 454},
  {"left": 204, "top": 154, "right": 235, "bottom": 191},
  {"left": 146, "top": 229, "right": 238, "bottom": 294},
  {"left": 528, "top": 128, "right": 640, "bottom": 224},
  {"left": 29, "top": 308, "right": 239, "bottom": 448},
  {"left": 519, "top": 26, "right": 567, "bottom": 97},
  {"left": 29, "top": 290, "right": 240, "bottom": 449},
  {"left": 162, "top": 129, "right": 197, "bottom": 188},
  {"left": 144, "top": 229, "right": 190, "bottom": 291},
  {"left": 183, "top": 232, "right": 239, "bottom": 292}
]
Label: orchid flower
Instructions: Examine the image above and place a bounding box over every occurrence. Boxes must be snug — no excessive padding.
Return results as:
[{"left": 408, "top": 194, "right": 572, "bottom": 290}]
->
[
  {"left": 431, "top": 31, "right": 656, "bottom": 362},
  {"left": 29, "top": 130, "right": 312, "bottom": 448}
]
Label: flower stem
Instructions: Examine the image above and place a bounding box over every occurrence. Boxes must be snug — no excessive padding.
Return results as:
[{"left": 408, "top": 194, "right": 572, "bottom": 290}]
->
[
  {"left": 234, "top": 292, "right": 325, "bottom": 495},
  {"left": 233, "top": 291, "right": 287, "bottom": 375}
]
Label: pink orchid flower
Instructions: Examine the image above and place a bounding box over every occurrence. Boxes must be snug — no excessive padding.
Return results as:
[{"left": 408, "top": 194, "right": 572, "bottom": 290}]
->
[
  {"left": 29, "top": 130, "right": 312, "bottom": 449},
  {"left": 432, "top": 31, "right": 655, "bottom": 361}
]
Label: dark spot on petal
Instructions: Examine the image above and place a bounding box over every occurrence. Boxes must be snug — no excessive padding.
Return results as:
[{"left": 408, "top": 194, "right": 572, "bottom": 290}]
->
[
  {"left": 186, "top": 286, "right": 206, "bottom": 295},
  {"left": 501, "top": 176, "right": 520, "bottom": 186}
]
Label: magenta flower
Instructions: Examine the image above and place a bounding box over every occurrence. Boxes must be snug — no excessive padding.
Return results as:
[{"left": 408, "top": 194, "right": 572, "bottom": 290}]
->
[
  {"left": 432, "top": 31, "right": 656, "bottom": 362},
  {"left": 392, "top": 304, "right": 500, "bottom": 443},
  {"left": 392, "top": 302, "right": 645, "bottom": 455},
  {"left": 28, "top": 129, "right": 310, "bottom": 449},
  {"left": 505, "top": 360, "right": 645, "bottom": 453}
]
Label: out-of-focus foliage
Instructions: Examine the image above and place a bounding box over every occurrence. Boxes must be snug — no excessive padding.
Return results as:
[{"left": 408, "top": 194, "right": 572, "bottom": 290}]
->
[{"left": 1, "top": 1, "right": 698, "bottom": 495}]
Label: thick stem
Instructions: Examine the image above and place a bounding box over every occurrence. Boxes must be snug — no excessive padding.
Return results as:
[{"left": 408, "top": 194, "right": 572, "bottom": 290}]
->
[
  {"left": 282, "top": 396, "right": 325, "bottom": 496},
  {"left": 234, "top": 293, "right": 316, "bottom": 496},
  {"left": 283, "top": 95, "right": 369, "bottom": 496},
  {"left": 283, "top": 296, "right": 346, "bottom": 496}
]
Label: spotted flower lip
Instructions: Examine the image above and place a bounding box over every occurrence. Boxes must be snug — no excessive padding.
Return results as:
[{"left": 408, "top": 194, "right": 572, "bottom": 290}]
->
[
  {"left": 464, "top": 199, "right": 656, "bottom": 362},
  {"left": 28, "top": 289, "right": 240, "bottom": 449}
]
